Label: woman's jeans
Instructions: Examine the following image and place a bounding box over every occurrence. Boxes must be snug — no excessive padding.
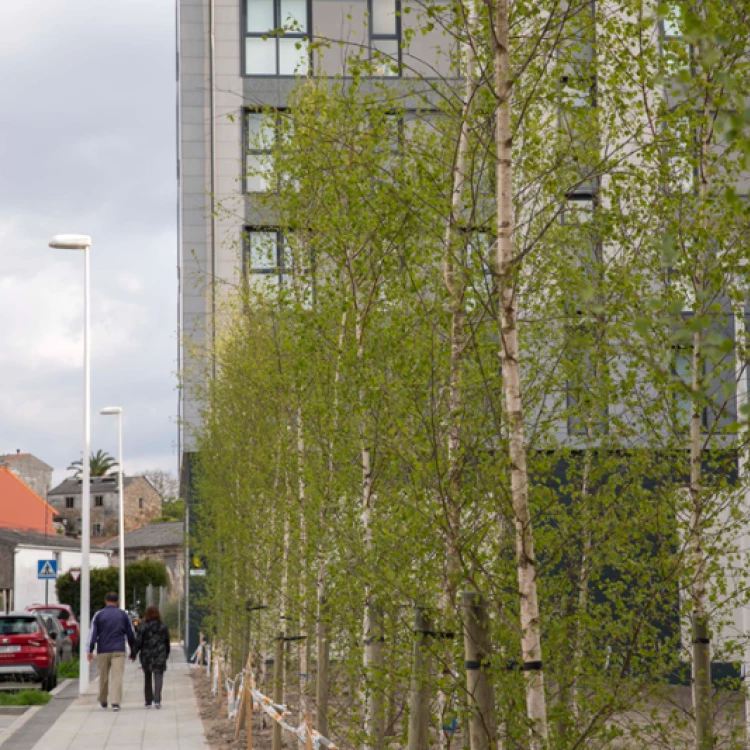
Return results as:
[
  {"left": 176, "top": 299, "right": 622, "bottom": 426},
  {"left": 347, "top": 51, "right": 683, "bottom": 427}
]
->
[{"left": 144, "top": 668, "right": 164, "bottom": 705}]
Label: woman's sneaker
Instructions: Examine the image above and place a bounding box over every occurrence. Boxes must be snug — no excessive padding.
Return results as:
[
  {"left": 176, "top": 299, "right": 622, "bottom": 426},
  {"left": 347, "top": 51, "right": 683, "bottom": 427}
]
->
[{"left": 155, "top": 703, "right": 161, "bottom": 710}]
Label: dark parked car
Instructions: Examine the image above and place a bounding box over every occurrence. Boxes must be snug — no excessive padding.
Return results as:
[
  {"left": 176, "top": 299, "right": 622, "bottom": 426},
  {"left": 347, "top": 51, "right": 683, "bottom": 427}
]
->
[
  {"left": 0, "top": 613, "right": 58, "bottom": 691},
  {"left": 25, "top": 605, "right": 79, "bottom": 648},
  {"left": 43, "top": 616, "right": 74, "bottom": 663}
]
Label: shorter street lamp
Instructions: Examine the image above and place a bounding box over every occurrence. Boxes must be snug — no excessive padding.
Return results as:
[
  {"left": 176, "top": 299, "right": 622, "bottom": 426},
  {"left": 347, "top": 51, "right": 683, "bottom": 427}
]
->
[{"left": 100, "top": 407, "right": 125, "bottom": 611}]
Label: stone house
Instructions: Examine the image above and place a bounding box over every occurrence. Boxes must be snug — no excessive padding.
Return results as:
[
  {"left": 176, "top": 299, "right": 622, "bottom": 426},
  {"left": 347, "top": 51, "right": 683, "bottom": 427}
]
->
[
  {"left": 0, "top": 452, "right": 53, "bottom": 500},
  {"left": 47, "top": 475, "right": 162, "bottom": 539},
  {"left": 101, "top": 521, "right": 184, "bottom": 595}
]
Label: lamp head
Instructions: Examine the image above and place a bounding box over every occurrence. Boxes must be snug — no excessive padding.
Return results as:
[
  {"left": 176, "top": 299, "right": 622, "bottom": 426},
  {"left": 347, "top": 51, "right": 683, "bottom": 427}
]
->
[
  {"left": 49, "top": 234, "right": 91, "bottom": 250},
  {"left": 100, "top": 406, "right": 122, "bottom": 416}
]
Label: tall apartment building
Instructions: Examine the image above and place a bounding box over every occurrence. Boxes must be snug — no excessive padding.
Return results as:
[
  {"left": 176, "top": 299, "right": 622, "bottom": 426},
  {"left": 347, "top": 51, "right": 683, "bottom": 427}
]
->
[
  {"left": 177, "top": 0, "right": 750, "bottom": 670},
  {"left": 177, "top": 0, "right": 450, "bottom": 652}
]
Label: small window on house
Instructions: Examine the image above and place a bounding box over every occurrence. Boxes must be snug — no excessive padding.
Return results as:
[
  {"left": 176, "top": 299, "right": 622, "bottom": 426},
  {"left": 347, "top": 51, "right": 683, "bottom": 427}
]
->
[
  {"left": 94, "top": 495, "right": 103, "bottom": 507},
  {"left": 65, "top": 497, "right": 75, "bottom": 509},
  {"left": 139, "top": 498, "right": 144, "bottom": 509},
  {"left": 92, "top": 523, "right": 102, "bottom": 537}
]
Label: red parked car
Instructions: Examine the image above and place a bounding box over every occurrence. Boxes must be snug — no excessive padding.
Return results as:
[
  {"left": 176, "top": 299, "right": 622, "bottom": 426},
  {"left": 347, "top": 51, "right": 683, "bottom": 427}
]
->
[
  {"left": 0, "top": 613, "right": 58, "bottom": 691},
  {"left": 26, "top": 604, "right": 79, "bottom": 647}
]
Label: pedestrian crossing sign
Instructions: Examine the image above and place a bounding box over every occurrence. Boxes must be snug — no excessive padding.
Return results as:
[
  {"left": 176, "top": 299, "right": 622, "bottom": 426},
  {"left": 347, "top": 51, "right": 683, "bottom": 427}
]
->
[{"left": 37, "top": 560, "right": 57, "bottom": 579}]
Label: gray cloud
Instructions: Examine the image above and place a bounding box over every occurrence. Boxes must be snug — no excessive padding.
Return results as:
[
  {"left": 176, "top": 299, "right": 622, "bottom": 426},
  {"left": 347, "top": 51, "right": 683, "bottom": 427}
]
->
[{"left": 0, "top": 0, "right": 178, "bottom": 485}]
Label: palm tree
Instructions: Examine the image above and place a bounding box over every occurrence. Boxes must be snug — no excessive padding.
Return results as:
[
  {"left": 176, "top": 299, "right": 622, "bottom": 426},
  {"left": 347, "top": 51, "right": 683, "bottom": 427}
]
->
[{"left": 67, "top": 450, "right": 119, "bottom": 477}]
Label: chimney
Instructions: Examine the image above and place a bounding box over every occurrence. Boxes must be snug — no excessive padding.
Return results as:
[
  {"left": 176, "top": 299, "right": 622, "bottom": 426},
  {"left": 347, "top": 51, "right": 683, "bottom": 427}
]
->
[{"left": 16, "top": 449, "right": 20, "bottom": 455}]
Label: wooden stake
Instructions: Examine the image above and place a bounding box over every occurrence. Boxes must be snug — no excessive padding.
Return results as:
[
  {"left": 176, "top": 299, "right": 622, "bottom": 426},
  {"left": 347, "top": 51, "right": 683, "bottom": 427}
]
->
[
  {"left": 272, "top": 634, "right": 284, "bottom": 750},
  {"left": 235, "top": 653, "right": 253, "bottom": 740},
  {"left": 407, "top": 607, "right": 432, "bottom": 750},
  {"left": 305, "top": 712, "right": 313, "bottom": 750},
  {"left": 247, "top": 657, "right": 254, "bottom": 750}
]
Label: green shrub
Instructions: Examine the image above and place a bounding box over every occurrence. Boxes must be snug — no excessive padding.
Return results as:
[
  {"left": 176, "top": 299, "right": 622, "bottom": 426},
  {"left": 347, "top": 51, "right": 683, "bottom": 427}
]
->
[
  {"left": 161, "top": 597, "right": 183, "bottom": 640},
  {"left": 56, "top": 560, "right": 169, "bottom": 616},
  {"left": 57, "top": 659, "right": 79, "bottom": 680},
  {"left": 0, "top": 690, "right": 51, "bottom": 706}
]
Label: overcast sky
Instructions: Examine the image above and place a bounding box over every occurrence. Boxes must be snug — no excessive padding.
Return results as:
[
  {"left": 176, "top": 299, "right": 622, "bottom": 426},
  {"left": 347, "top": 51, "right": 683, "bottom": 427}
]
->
[{"left": 0, "top": 1, "right": 178, "bottom": 487}]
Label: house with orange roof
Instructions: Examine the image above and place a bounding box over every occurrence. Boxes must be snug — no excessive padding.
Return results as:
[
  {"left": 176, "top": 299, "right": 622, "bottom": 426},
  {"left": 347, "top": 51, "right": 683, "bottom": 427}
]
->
[{"left": 0, "top": 466, "right": 57, "bottom": 535}]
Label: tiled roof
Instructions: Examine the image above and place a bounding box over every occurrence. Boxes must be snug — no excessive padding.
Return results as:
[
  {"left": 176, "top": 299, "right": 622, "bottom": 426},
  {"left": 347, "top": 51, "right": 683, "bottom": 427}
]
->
[
  {"left": 0, "top": 467, "right": 57, "bottom": 534},
  {"left": 0, "top": 527, "right": 108, "bottom": 551},
  {"left": 100, "top": 521, "right": 184, "bottom": 550},
  {"left": 49, "top": 476, "right": 138, "bottom": 495}
]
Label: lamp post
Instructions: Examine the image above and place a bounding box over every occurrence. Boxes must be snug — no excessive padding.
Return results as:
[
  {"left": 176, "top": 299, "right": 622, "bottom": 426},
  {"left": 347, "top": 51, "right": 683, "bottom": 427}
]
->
[
  {"left": 49, "top": 234, "right": 91, "bottom": 697},
  {"left": 100, "top": 407, "right": 125, "bottom": 611}
]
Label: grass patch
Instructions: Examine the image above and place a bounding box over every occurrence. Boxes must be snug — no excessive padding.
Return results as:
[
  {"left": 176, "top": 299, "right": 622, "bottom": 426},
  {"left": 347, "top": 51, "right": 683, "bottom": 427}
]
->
[
  {"left": 0, "top": 690, "right": 52, "bottom": 706},
  {"left": 57, "top": 659, "right": 79, "bottom": 680}
]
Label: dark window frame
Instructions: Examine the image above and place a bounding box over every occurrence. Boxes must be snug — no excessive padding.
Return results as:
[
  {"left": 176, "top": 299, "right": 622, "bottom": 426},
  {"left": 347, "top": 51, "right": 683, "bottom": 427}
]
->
[
  {"left": 94, "top": 495, "right": 104, "bottom": 508},
  {"left": 243, "top": 227, "right": 289, "bottom": 285},
  {"left": 368, "top": 0, "right": 402, "bottom": 77},
  {"left": 92, "top": 523, "right": 102, "bottom": 537},
  {"left": 241, "top": 0, "right": 312, "bottom": 77},
  {"left": 65, "top": 497, "right": 75, "bottom": 509},
  {"left": 243, "top": 108, "right": 288, "bottom": 194}
]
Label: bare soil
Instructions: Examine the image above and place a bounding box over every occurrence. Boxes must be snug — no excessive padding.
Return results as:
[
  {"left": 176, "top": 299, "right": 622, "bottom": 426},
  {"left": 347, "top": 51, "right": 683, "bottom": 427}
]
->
[{"left": 191, "top": 668, "right": 274, "bottom": 750}]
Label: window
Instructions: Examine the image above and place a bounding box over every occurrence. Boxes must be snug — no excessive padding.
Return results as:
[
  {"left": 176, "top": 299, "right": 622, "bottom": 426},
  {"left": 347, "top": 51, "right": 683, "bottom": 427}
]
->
[
  {"left": 94, "top": 495, "right": 103, "bottom": 507},
  {"left": 244, "top": 228, "right": 290, "bottom": 289},
  {"left": 566, "top": 317, "right": 608, "bottom": 437},
  {"left": 245, "top": 110, "right": 284, "bottom": 193},
  {"left": 369, "top": 0, "right": 401, "bottom": 76},
  {"left": 139, "top": 498, "right": 144, "bottom": 509},
  {"left": 65, "top": 497, "right": 75, "bottom": 509},
  {"left": 92, "top": 523, "right": 102, "bottom": 537},
  {"left": 244, "top": 0, "right": 310, "bottom": 76}
]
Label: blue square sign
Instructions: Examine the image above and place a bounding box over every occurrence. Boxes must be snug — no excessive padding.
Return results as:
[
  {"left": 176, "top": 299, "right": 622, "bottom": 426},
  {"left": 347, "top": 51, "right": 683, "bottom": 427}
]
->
[{"left": 37, "top": 560, "right": 57, "bottom": 579}]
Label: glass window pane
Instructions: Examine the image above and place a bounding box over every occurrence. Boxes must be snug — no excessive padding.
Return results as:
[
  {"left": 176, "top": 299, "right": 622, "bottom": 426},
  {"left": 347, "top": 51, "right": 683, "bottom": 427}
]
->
[
  {"left": 245, "top": 37, "right": 277, "bottom": 75},
  {"left": 564, "top": 198, "right": 594, "bottom": 224},
  {"left": 372, "top": 0, "right": 397, "bottom": 36},
  {"left": 279, "top": 38, "right": 309, "bottom": 75},
  {"left": 248, "top": 232, "right": 278, "bottom": 269},
  {"left": 247, "top": 0, "right": 275, "bottom": 32},
  {"left": 246, "top": 155, "right": 273, "bottom": 192},
  {"left": 371, "top": 39, "right": 399, "bottom": 76},
  {"left": 246, "top": 113, "right": 265, "bottom": 146},
  {"left": 280, "top": 0, "right": 307, "bottom": 30},
  {"left": 247, "top": 113, "right": 277, "bottom": 151}
]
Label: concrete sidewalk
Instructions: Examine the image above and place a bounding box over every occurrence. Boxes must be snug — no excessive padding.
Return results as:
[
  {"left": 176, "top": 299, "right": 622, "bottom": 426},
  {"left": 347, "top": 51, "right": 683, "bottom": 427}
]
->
[{"left": 23, "top": 647, "right": 208, "bottom": 750}]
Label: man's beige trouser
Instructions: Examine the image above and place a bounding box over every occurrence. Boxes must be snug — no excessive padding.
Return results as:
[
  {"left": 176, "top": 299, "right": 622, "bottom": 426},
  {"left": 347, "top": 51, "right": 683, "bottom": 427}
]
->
[{"left": 97, "top": 652, "right": 126, "bottom": 706}]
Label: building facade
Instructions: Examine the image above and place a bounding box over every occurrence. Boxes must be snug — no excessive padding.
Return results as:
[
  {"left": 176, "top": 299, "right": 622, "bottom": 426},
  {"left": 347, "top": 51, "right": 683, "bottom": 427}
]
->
[
  {"left": 101, "top": 521, "right": 184, "bottom": 596},
  {"left": 0, "top": 453, "right": 53, "bottom": 500},
  {"left": 48, "top": 475, "right": 163, "bottom": 538},
  {"left": 177, "top": 0, "right": 450, "bottom": 652},
  {"left": 0, "top": 529, "right": 111, "bottom": 613}
]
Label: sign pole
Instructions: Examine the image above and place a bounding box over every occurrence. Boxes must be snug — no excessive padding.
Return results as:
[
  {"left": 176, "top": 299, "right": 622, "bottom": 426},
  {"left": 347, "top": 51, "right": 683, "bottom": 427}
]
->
[{"left": 45, "top": 580, "right": 49, "bottom": 606}]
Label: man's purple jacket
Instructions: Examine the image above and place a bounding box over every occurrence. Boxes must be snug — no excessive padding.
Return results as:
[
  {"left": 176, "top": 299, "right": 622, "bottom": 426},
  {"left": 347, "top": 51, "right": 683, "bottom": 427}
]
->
[{"left": 87, "top": 605, "right": 136, "bottom": 654}]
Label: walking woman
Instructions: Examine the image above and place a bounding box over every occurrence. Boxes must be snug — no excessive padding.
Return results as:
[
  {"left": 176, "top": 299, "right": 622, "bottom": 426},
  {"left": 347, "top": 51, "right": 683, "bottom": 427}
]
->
[{"left": 130, "top": 605, "right": 170, "bottom": 708}]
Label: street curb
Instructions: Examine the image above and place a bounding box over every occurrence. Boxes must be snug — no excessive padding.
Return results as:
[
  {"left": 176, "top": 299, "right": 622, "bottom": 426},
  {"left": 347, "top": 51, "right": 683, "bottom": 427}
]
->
[{"left": 0, "top": 680, "right": 75, "bottom": 749}]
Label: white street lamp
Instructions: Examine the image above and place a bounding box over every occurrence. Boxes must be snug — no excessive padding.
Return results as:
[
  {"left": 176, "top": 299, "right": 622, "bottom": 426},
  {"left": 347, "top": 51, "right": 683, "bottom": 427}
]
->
[
  {"left": 100, "top": 407, "right": 125, "bottom": 612},
  {"left": 49, "top": 234, "right": 92, "bottom": 697}
]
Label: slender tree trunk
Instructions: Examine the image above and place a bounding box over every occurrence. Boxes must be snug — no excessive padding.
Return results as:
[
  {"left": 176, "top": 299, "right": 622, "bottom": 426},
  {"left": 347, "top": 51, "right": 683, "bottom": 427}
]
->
[
  {"left": 493, "top": 0, "right": 549, "bottom": 743},
  {"left": 690, "top": 58, "right": 713, "bottom": 750},
  {"left": 356, "top": 310, "right": 384, "bottom": 750},
  {"left": 317, "top": 312, "right": 346, "bottom": 738},
  {"left": 297, "top": 405, "right": 311, "bottom": 727},
  {"left": 438, "top": 4, "right": 479, "bottom": 742}
]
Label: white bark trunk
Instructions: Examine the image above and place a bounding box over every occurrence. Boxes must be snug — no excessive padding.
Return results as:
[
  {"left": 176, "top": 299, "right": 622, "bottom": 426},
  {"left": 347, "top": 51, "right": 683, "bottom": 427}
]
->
[{"left": 493, "top": 0, "right": 548, "bottom": 743}]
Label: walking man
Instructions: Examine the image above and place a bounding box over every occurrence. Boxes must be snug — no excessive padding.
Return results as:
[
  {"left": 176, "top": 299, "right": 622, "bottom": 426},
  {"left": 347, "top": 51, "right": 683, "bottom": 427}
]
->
[{"left": 87, "top": 592, "right": 135, "bottom": 712}]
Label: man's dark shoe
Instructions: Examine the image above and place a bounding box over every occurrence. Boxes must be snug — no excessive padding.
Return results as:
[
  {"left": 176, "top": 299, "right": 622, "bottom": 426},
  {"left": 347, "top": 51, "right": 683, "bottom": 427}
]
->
[
  {"left": 112, "top": 705, "right": 120, "bottom": 712},
  {"left": 145, "top": 702, "right": 152, "bottom": 708},
  {"left": 100, "top": 702, "right": 107, "bottom": 709}
]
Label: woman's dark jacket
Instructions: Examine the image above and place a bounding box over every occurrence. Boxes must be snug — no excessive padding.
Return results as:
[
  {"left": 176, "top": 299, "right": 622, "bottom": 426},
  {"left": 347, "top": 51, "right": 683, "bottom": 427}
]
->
[{"left": 132, "top": 620, "right": 171, "bottom": 672}]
